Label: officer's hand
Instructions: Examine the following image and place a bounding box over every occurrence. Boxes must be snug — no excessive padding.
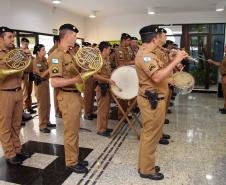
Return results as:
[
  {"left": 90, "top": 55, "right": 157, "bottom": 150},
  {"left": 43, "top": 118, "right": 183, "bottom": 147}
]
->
[
  {"left": 74, "top": 74, "right": 83, "bottom": 83},
  {"left": 108, "top": 79, "right": 116, "bottom": 86},
  {"left": 174, "top": 50, "right": 188, "bottom": 64},
  {"left": 207, "top": 59, "right": 213, "bottom": 64}
]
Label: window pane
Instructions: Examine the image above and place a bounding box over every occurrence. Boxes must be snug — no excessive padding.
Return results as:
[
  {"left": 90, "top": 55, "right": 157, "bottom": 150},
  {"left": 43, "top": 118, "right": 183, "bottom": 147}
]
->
[
  {"left": 189, "top": 24, "right": 209, "bottom": 34},
  {"left": 211, "top": 24, "right": 225, "bottom": 34}
]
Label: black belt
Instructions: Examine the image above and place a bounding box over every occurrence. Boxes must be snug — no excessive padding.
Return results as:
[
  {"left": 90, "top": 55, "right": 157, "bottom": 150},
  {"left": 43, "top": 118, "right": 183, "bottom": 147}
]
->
[
  {"left": 61, "top": 89, "right": 79, "bottom": 93},
  {"left": 0, "top": 87, "right": 21, "bottom": 92}
]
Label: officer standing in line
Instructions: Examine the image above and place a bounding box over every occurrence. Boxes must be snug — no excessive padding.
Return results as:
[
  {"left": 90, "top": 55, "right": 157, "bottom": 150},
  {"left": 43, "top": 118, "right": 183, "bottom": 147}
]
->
[
  {"left": 49, "top": 24, "right": 89, "bottom": 173},
  {"left": 0, "top": 27, "right": 30, "bottom": 165},
  {"left": 135, "top": 25, "right": 188, "bottom": 180}
]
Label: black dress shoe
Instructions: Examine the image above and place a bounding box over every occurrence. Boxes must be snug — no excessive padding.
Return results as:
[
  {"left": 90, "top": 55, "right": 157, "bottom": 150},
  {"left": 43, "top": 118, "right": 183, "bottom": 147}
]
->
[
  {"left": 164, "top": 119, "right": 169, "bottom": 124},
  {"left": 47, "top": 123, "right": 56, "bottom": 127},
  {"left": 6, "top": 156, "right": 22, "bottom": 165},
  {"left": 140, "top": 172, "right": 164, "bottom": 180},
  {"left": 138, "top": 166, "right": 160, "bottom": 173},
  {"left": 40, "top": 128, "right": 50, "bottom": 133},
  {"left": 67, "top": 164, "right": 88, "bottom": 174},
  {"left": 162, "top": 134, "right": 170, "bottom": 140},
  {"left": 221, "top": 109, "right": 226, "bottom": 114},
  {"left": 159, "top": 138, "right": 169, "bottom": 145},
  {"left": 78, "top": 160, "right": 89, "bottom": 167},
  {"left": 16, "top": 152, "right": 31, "bottom": 160},
  {"left": 171, "top": 96, "right": 175, "bottom": 100},
  {"left": 28, "top": 108, "right": 37, "bottom": 114},
  {"left": 55, "top": 113, "right": 62, "bottom": 118},
  {"left": 97, "top": 131, "right": 110, "bottom": 137},
  {"left": 106, "top": 128, "right": 113, "bottom": 133},
  {"left": 84, "top": 115, "right": 93, "bottom": 120}
]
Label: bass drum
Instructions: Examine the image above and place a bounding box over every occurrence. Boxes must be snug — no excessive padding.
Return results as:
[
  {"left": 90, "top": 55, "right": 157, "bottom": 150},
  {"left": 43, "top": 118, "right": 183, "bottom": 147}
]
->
[
  {"left": 173, "top": 71, "right": 195, "bottom": 95},
  {"left": 110, "top": 66, "right": 139, "bottom": 100}
]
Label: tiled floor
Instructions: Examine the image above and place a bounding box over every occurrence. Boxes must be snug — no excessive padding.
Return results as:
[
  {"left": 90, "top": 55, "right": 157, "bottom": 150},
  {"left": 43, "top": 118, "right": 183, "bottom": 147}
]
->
[{"left": 0, "top": 93, "right": 226, "bottom": 185}]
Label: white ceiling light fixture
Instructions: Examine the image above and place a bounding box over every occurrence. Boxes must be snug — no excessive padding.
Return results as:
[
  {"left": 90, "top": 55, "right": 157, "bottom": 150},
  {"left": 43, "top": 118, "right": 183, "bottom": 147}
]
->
[
  {"left": 89, "top": 11, "right": 97, "bottom": 18},
  {"left": 216, "top": 2, "right": 224, "bottom": 12},
  {"left": 52, "top": 0, "right": 62, "bottom": 4},
  {"left": 147, "top": 7, "right": 155, "bottom": 15}
]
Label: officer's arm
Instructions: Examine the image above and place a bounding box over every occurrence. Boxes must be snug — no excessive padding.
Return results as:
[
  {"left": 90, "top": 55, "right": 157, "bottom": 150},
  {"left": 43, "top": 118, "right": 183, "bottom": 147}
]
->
[
  {"left": 151, "top": 50, "right": 188, "bottom": 83},
  {"left": 51, "top": 75, "right": 82, "bottom": 88},
  {"left": 94, "top": 74, "right": 110, "bottom": 84}
]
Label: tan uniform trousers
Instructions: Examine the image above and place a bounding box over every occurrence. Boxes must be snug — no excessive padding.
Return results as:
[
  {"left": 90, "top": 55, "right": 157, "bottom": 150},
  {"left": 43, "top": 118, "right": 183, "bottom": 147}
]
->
[
  {"left": 54, "top": 88, "right": 61, "bottom": 115},
  {"left": 22, "top": 74, "right": 33, "bottom": 110},
  {"left": 165, "top": 87, "right": 172, "bottom": 113},
  {"left": 0, "top": 90, "right": 23, "bottom": 159},
  {"left": 58, "top": 91, "right": 82, "bottom": 166},
  {"left": 34, "top": 80, "right": 50, "bottom": 129},
  {"left": 96, "top": 86, "right": 111, "bottom": 133},
  {"left": 83, "top": 77, "right": 95, "bottom": 116},
  {"left": 222, "top": 83, "right": 226, "bottom": 108},
  {"left": 137, "top": 95, "right": 166, "bottom": 174}
]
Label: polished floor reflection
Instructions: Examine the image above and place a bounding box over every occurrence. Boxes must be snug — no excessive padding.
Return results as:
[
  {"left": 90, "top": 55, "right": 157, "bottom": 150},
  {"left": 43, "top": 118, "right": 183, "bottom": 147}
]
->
[{"left": 0, "top": 93, "right": 226, "bottom": 185}]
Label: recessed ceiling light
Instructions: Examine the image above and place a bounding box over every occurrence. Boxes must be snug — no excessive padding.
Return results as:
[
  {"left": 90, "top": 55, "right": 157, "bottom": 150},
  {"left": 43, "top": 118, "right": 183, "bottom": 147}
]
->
[
  {"left": 89, "top": 11, "right": 97, "bottom": 18},
  {"left": 52, "top": 0, "right": 62, "bottom": 4},
  {"left": 147, "top": 7, "right": 155, "bottom": 15},
  {"left": 216, "top": 2, "right": 224, "bottom": 11}
]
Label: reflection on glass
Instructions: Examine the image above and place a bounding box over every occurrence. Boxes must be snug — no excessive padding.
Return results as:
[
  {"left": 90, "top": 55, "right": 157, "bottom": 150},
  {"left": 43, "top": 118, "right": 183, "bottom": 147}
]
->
[
  {"left": 211, "top": 24, "right": 224, "bottom": 34},
  {"left": 189, "top": 24, "right": 209, "bottom": 34}
]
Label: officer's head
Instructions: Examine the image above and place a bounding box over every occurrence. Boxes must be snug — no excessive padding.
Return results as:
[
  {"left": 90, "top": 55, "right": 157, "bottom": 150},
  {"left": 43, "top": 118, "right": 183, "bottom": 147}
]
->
[
  {"left": 33, "top": 44, "right": 46, "bottom": 57},
  {"left": 120, "top": 33, "right": 131, "bottom": 46},
  {"left": 163, "top": 40, "right": 174, "bottom": 49},
  {"left": 59, "top": 24, "right": 79, "bottom": 47},
  {"left": 130, "top": 36, "right": 138, "bottom": 47},
  {"left": 99, "top": 41, "right": 111, "bottom": 56},
  {"left": 82, "top": 41, "right": 91, "bottom": 47},
  {"left": 0, "top": 26, "right": 14, "bottom": 49},
  {"left": 139, "top": 25, "right": 161, "bottom": 45},
  {"left": 21, "top": 37, "right": 30, "bottom": 49}
]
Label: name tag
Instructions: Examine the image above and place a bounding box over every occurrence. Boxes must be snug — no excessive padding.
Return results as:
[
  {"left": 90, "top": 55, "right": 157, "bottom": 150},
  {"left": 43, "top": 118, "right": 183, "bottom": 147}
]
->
[{"left": 52, "top": 58, "right": 59, "bottom": 64}]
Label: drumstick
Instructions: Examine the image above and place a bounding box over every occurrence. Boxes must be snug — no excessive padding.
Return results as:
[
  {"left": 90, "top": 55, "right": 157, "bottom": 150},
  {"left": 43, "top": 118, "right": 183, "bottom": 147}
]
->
[
  {"left": 180, "top": 65, "right": 185, "bottom": 72},
  {"left": 113, "top": 84, "right": 122, "bottom": 92}
]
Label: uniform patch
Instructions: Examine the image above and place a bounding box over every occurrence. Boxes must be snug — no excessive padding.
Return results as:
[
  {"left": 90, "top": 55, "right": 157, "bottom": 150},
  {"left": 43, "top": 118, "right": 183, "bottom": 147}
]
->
[
  {"left": 52, "top": 58, "right": 59, "bottom": 64},
  {"left": 37, "top": 63, "right": 42, "bottom": 67},
  {"left": 148, "top": 64, "right": 156, "bottom": 71},
  {"left": 144, "top": 56, "right": 151, "bottom": 63},
  {"left": 52, "top": 67, "right": 59, "bottom": 74}
]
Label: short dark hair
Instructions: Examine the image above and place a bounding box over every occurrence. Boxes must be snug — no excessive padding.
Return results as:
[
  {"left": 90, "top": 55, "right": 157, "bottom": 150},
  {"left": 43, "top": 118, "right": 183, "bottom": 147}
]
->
[
  {"left": 98, "top": 41, "right": 111, "bottom": 52},
  {"left": 0, "top": 26, "right": 13, "bottom": 38},
  {"left": 120, "top": 33, "right": 131, "bottom": 42},
  {"left": 21, "top": 37, "right": 29, "bottom": 43},
  {"left": 139, "top": 25, "right": 159, "bottom": 43},
  {"left": 33, "top": 44, "right": 45, "bottom": 55},
  {"left": 53, "top": 35, "right": 60, "bottom": 42},
  {"left": 163, "top": 40, "right": 174, "bottom": 48}
]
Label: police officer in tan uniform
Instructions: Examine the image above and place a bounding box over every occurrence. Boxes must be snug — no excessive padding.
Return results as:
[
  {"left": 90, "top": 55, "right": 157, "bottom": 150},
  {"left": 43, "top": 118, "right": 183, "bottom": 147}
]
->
[
  {"left": 82, "top": 41, "right": 96, "bottom": 120},
  {"left": 135, "top": 25, "right": 188, "bottom": 180},
  {"left": 21, "top": 37, "right": 36, "bottom": 114},
  {"left": 94, "top": 41, "right": 115, "bottom": 137},
  {"left": 129, "top": 36, "right": 139, "bottom": 60},
  {"left": 0, "top": 27, "right": 30, "bottom": 165},
  {"left": 208, "top": 45, "right": 226, "bottom": 113},
  {"left": 48, "top": 35, "right": 62, "bottom": 118},
  {"left": 115, "top": 33, "right": 134, "bottom": 119},
  {"left": 49, "top": 24, "right": 88, "bottom": 173},
  {"left": 33, "top": 44, "right": 56, "bottom": 133}
]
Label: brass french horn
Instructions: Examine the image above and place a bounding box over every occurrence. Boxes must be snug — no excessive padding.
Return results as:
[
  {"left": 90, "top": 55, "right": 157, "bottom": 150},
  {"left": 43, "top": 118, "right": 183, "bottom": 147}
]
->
[
  {"left": 73, "top": 47, "right": 103, "bottom": 92},
  {"left": 0, "top": 49, "right": 32, "bottom": 79}
]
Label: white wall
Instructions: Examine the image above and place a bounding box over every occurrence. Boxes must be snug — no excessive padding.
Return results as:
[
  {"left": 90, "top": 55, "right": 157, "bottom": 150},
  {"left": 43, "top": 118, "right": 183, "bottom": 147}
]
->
[
  {"left": 85, "top": 11, "right": 226, "bottom": 43},
  {"left": 0, "top": 0, "right": 85, "bottom": 37}
]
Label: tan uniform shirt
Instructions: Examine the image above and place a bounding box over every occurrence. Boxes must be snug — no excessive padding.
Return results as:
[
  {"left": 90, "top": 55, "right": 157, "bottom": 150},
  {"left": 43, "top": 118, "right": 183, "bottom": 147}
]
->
[
  {"left": 48, "top": 45, "right": 58, "bottom": 56},
  {"left": 33, "top": 56, "right": 49, "bottom": 79},
  {"left": 115, "top": 45, "right": 131, "bottom": 67},
  {"left": 135, "top": 45, "right": 169, "bottom": 98},
  {"left": 97, "top": 57, "right": 112, "bottom": 79},
  {"left": 48, "top": 46, "right": 80, "bottom": 90},
  {"left": 220, "top": 56, "right": 226, "bottom": 76},
  {"left": 0, "top": 48, "right": 22, "bottom": 89}
]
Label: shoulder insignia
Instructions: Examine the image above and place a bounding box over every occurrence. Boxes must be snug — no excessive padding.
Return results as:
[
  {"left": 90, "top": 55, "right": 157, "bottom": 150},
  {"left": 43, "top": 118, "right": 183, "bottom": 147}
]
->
[
  {"left": 37, "top": 63, "right": 42, "bottom": 67},
  {"left": 148, "top": 63, "right": 156, "bottom": 71},
  {"left": 144, "top": 56, "right": 151, "bottom": 63},
  {"left": 52, "top": 67, "right": 59, "bottom": 74},
  {"left": 52, "top": 58, "right": 59, "bottom": 64}
]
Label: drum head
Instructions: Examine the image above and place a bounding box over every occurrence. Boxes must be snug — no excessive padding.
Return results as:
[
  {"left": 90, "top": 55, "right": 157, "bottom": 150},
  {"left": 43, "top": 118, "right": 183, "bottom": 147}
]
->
[
  {"left": 110, "top": 66, "right": 139, "bottom": 99},
  {"left": 173, "top": 71, "right": 195, "bottom": 95}
]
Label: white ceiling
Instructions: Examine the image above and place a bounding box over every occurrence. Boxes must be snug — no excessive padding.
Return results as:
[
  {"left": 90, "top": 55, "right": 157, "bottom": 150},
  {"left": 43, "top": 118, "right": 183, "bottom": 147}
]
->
[{"left": 39, "top": 0, "right": 226, "bottom": 18}]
